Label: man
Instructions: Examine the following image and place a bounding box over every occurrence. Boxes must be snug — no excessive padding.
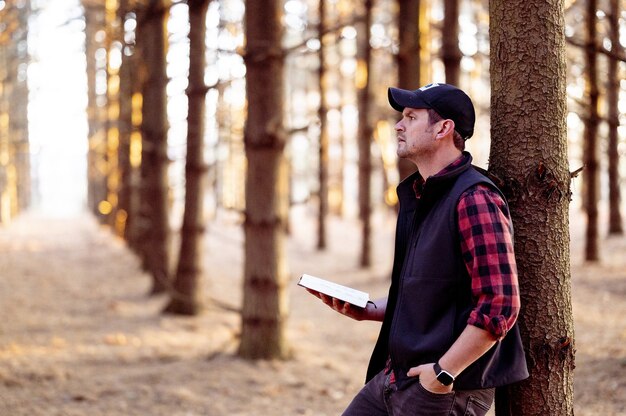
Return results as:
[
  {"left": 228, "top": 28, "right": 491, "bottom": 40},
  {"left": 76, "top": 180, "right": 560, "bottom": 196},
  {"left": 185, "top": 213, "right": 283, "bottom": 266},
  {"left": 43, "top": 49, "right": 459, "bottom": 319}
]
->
[{"left": 307, "top": 83, "right": 528, "bottom": 415}]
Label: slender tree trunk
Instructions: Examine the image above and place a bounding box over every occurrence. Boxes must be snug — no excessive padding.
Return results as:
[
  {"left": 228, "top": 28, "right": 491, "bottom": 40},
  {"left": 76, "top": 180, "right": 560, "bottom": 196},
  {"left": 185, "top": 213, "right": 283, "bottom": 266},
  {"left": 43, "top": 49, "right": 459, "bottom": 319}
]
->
[
  {"left": 10, "top": 0, "right": 31, "bottom": 213},
  {"left": 117, "top": 0, "right": 137, "bottom": 242},
  {"left": 607, "top": 0, "right": 623, "bottom": 235},
  {"left": 136, "top": 0, "right": 171, "bottom": 294},
  {"left": 489, "top": 0, "right": 575, "bottom": 414},
  {"left": 105, "top": 0, "right": 121, "bottom": 231},
  {"left": 84, "top": 3, "right": 98, "bottom": 215},
  {"left": 125, "top": 61, "right": 144, "bottom": 253},
  {"left": 583, "top": 0, "right": 600, "bottom": 261},
  {"left": 164, "top": 0, "right": 211, "bottom": 316},
  {"left": 0, "top": 45, "right": 7, "bottom": 224},
  {"left": 0, "top": 45, "right": 6, "bottom": 225},
  {"left": 418, "top": 1, "right": 432, "bottom": 84},
  {"left": 0, "top": 4, "right": 24, "bottom": 223},
  {"left": 357, "top": 0, "right": 373, "bottom": 268},
  {"left": 442, "top": 0, "right": 461, "bottom": 86},
  {"left": 335, "top": 33, "right": 349, "bottom": 216},
  {"left": 84, "top": 4, "right": 107, "bottom": 219},
  {"left": 396, "top": 0, "right": 419, "bottom": 182},
  {"left": 238, "top": 0, "right": 290, "bottom": 360},
  {"left": 317, "top": 0, "right": 329, "bottom": 250}
]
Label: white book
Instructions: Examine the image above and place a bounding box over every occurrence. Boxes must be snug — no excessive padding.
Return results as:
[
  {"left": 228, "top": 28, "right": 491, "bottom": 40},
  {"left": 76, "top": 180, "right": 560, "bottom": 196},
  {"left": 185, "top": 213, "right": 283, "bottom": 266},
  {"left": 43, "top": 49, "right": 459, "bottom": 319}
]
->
[{"left": 298, "top": 274, "right": 370, "bottom": 308}]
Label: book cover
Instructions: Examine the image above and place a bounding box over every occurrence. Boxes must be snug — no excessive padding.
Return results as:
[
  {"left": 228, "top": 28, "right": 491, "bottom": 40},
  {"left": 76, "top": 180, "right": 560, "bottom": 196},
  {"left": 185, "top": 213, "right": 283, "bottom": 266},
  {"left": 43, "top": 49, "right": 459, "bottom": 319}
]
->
[{"left": 298, "top": 274, "right": 370, "bottom": 308}]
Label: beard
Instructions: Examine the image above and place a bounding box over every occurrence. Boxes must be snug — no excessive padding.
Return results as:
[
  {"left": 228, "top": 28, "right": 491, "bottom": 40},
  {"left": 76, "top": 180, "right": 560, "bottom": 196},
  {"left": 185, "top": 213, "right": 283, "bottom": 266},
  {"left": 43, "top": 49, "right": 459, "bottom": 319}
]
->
[
  {"left": 396, "top": 141, "right": 410, "bottom": 159},
  {"left": 396, "top": 138, "right": 436, "bottom": 161}
]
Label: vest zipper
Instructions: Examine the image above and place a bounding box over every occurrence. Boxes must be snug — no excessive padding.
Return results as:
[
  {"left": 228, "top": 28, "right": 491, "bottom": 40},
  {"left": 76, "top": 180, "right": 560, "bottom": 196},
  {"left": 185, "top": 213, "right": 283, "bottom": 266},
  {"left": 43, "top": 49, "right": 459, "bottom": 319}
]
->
[{"left": 388, "top": 208, "right": 420, "bottom": 379}]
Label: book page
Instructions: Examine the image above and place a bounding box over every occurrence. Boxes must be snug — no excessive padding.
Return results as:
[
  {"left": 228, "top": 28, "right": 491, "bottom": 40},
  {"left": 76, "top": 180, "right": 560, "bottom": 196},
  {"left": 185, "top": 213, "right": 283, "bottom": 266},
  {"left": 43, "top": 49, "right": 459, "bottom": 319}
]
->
[{"left": 298, "top": 274, "right": 370, "bottom": 308}]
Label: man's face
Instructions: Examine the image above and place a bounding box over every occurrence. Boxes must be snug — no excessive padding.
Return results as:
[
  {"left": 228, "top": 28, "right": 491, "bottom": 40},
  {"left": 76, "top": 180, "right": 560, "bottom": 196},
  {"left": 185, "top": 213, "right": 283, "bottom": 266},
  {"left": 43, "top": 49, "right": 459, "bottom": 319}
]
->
[{"left": 394, "top": 108, "right": 439, "bottom": 161}]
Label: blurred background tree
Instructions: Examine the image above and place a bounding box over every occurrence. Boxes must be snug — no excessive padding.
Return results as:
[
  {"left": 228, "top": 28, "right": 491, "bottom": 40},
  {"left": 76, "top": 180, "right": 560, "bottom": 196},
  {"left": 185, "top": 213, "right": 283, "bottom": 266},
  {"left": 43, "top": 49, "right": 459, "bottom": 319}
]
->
[{"left": 0, "top": 0, "right": 31, "bottom": 223}]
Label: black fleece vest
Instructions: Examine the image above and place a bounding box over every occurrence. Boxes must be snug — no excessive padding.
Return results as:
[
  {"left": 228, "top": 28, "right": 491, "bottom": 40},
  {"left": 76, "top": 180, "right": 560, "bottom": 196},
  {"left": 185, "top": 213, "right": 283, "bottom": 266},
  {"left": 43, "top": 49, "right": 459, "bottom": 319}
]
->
[{"left": 366, "top": 158, "right": 529, "bottom": 390}]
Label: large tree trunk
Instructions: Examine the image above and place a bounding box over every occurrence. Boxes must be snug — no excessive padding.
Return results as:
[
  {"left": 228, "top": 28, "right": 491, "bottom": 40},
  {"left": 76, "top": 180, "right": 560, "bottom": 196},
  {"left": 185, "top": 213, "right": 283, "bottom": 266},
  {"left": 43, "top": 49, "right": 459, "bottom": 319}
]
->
[
  {"left": 238, "top": 0, "right": 290, "bottom": 360},
  {"left": 396, "top": 0, "right": 419, "bottom": 182},
  {"left": 357, "top": 0, "right": 373, "bottom": 267},
  {"left": 607, "top": 0, "right": 623, "bottom": 236},
  {"left": 317, "top": 0, "right": 329, "bottom": 250},
  {"left": 583, "top": 0, "right": 600, "bottom": 261},
  {"left": 489, "top": 0, "right": 575, "bottom": 414},
  {"left": 441, "top": 0, "right": 461, "bottom": 86},
  {"left": 163, "top": 0, "right": 211, "bottom": 316},
  {"left": 136, "top": 0, "right": 171, "bottom": 294}
]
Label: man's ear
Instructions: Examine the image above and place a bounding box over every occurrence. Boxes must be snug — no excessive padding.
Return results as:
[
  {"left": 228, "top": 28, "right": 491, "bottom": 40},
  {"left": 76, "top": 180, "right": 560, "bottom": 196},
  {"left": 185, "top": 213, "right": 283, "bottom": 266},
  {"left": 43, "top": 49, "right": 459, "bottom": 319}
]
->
[{"left": 436, "top": 119, "right": 456, "bottom": 140}]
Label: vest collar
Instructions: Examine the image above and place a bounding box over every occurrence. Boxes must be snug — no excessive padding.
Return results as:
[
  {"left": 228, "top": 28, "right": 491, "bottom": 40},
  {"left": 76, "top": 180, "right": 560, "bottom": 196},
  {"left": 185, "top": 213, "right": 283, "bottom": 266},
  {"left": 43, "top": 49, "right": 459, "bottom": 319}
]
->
[{"left": 397, "top": 152, "right": 474, "bottom": 203}]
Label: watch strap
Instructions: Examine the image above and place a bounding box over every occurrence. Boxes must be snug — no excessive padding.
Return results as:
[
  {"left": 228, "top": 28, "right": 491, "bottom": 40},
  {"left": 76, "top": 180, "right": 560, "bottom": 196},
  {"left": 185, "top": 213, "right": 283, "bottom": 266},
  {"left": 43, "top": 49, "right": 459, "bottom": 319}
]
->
[
  {"left": 434, "top": 362, "right": 455, "bottom": 386},
  {"left": 433, "top": 361, "right": 443, "bottom": 374}
]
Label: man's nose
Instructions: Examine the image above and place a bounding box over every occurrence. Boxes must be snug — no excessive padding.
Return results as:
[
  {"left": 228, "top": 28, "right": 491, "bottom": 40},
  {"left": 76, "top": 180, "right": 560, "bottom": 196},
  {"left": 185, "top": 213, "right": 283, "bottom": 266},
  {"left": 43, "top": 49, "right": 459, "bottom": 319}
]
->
[{"left": 395, "top": 120, "right": 404, "bottom": 131}]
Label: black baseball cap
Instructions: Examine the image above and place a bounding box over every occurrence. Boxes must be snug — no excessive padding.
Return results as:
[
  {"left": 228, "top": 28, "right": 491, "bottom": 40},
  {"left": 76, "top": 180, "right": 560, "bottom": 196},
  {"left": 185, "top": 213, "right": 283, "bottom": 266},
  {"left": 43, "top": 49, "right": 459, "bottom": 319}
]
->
[{"left": 388, "top": 83, "right": 475, "bottom": 139}]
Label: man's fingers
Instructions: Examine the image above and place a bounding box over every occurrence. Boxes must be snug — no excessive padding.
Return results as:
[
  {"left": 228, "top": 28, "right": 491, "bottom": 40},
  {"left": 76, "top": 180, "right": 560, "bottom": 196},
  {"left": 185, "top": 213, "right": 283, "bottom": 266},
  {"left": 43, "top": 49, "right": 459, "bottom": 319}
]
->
[
  {"left": 407, "top": 366, "right": 421, "bottom": 377},
  {"left": 310, "top": 292, "right": 353, "bottom": 316},
  {"left": 319, "top": 293, "right": 331, "bottom": 305},
  {"left": 342, "top": 302, "right": 352, "bottom": 314},
  {"left": 332, "top": 297, "right": 350, "bottom": 312}
]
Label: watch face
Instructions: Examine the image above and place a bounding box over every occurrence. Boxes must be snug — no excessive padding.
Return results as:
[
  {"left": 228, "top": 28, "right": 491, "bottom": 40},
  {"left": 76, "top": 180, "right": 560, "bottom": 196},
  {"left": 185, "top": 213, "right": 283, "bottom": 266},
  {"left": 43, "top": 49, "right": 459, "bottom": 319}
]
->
[{"left": 437, "top": 370, "right": 455, "bottom": 386}]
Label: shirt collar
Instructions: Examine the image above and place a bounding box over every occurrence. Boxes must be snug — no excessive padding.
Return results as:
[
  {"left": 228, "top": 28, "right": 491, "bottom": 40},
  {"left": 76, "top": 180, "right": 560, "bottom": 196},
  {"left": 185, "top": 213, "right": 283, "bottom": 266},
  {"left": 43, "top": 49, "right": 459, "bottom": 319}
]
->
[{"left": 413, "top": 152, "right": 470, "bottom": 199}]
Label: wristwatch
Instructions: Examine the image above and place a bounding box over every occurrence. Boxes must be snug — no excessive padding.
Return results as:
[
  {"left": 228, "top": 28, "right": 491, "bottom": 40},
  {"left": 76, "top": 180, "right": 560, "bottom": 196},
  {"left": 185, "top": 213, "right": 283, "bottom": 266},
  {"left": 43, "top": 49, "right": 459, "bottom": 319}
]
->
[{"left": 433, "top": 362, "right": 455, "bottom": 386}]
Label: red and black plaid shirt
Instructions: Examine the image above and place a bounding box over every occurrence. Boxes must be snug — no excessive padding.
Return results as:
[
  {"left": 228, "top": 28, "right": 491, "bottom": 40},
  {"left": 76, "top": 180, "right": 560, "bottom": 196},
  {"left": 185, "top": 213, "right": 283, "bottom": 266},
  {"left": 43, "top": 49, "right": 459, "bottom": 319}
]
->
[{"left": 412, "top": 154, "right": 520, "bottom": 340}]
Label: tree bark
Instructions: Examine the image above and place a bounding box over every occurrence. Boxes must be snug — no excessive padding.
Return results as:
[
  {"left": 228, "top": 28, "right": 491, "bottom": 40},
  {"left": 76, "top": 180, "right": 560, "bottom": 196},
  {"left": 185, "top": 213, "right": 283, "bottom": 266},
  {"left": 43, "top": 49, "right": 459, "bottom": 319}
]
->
[
  {"left": 136, "top": 0, "right": 171, "bottom": 294},
  {"left": 357, "top": 0, "right": 373, "bottom": 268},
  {"left": 0, "top": 9, "right": 17, "bottom": 223},
  {"left": 105, "top": 0, "right": 121, "bottom": 231},
  {"left": 583, "top": 0, "right": 600, "bottom": 261},
  {"left": 317, "top": 0, "right": 329, "bottom": 250},
  {"left": 116, "top": 0, "right": 139, "bottom": 243},
  {"left": 0, "top": 2, "right": 31, "bottom": 220},
  {"left": 164, "top": 0, "right": 211, "bottom": 316},
  {"left": 84, "top": 4, "right": 107, "bottom": 219},
  {"left": 489, "top": 0, "right": 575, "bottom": 414},
  {"left": 442, "top": 0, "right": 461, "bottom": 86},
  {"left": 238, "top": 0, "right": 290, "bottom": 360},
  {"left": 0, "top": 43, "right": 6, "bottom": 224},
  {"left": 396, "top": 0, "right": 419, "bottom": 182},
  {"left": 607, "top": 0, "right": 623, "bottom": 235},
  {"left": 9, "top": 0, "right": 31, "bottom": 214}
]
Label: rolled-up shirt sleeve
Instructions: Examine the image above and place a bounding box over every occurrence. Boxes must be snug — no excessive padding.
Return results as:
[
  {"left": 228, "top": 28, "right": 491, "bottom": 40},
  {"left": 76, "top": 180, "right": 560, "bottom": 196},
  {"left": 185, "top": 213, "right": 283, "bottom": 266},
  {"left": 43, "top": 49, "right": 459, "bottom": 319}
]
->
[{"left": 457, "top": 184, "right": 520, "bottom": 340}]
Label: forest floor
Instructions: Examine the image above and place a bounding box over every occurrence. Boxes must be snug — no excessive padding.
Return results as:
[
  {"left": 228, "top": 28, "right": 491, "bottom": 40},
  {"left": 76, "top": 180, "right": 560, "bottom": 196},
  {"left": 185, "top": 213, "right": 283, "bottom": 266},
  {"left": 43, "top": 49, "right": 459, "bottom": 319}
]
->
[{"left": 0, "top": 206, "right": 624, "bottom": 416}]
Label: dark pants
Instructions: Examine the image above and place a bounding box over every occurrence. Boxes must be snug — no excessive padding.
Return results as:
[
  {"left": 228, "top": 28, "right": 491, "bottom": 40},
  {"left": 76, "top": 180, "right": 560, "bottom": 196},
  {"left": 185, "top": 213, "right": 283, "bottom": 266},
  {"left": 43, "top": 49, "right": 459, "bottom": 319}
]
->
[{"left": 343, "top": 370, "right": 494, "bottom": 416}]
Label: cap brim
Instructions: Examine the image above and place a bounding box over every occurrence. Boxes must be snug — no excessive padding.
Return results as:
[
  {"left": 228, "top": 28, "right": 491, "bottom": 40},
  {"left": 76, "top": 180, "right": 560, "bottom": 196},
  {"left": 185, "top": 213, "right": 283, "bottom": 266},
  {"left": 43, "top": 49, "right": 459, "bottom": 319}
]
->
[{"left": 388, "top": 87, "right": 431, "bottom": 112}]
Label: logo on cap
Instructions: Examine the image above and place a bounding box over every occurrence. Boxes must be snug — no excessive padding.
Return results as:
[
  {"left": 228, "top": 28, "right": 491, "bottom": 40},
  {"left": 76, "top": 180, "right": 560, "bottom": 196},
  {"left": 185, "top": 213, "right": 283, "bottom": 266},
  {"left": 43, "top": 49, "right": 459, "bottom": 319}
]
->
[{"left": 419, "top": 83, "right": 441, "bottom": 91}]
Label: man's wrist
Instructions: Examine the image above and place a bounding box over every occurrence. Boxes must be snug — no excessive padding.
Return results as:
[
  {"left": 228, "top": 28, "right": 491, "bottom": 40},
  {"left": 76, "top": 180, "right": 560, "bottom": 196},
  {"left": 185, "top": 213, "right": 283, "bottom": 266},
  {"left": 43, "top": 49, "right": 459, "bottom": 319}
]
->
[{"left": 433, "top": 362, "right": 455, "bottom": 386}]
